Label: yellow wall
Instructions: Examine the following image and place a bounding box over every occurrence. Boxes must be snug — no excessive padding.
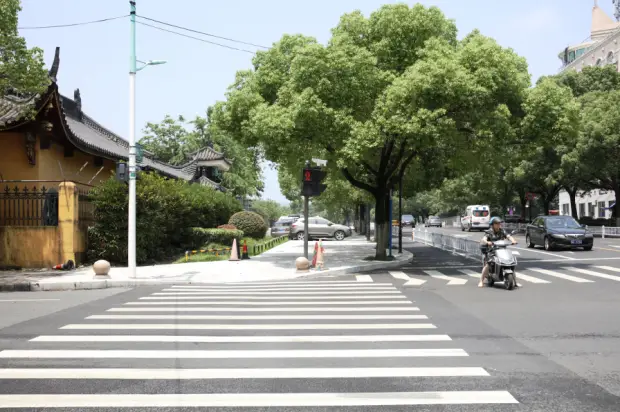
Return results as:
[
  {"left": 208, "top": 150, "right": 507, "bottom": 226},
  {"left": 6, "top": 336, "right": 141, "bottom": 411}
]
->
[
  {"left": 0, "top": 132, "right": 39, "bottom": 183},
  {"left": 0, "top": 227, "right": 61, "bottom": 268}
]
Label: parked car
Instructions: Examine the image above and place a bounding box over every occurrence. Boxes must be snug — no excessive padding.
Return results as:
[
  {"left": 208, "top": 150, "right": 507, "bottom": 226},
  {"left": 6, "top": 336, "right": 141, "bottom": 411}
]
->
[
  {"left": 525, "top": 215, "right": 593, "bottom": 251},
  {"left": 289, "top": 216, "right": 352, "bottom": 241},
  {"left": 426, "top": 216, "right": 442, "bottom": 227},
  {"left": 270, "top": 221, "right": 293, "bottom": 237},
  {"left": 401, "top": 214, "right": 415, "bottom": 227}
]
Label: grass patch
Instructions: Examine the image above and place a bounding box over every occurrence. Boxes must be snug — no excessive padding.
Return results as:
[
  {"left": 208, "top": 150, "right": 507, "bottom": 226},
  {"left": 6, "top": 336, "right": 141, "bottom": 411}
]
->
[{"left": 176, "top": 235, "right": 288, "bottom": 263}]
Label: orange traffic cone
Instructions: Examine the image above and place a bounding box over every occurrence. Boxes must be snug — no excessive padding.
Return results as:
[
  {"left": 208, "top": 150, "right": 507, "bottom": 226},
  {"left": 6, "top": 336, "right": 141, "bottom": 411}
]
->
[
  {"left": 241, "top": 240, "right": 250, "bottom": 259},
  {"left": 229, "top": 238, "right": 240, "bottom": 261},
  {"left": 311, "top": 241, "right": 319, "bottom": 267}
]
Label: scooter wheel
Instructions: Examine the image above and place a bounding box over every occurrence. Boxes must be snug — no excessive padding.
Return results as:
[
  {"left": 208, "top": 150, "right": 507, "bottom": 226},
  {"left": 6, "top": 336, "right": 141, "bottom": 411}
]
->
[
  {"left": 487, "top": 278, "right": 495, "bottom": 287},
  {"left": 504, "top": 273, "right": 515, "bottom": 290}
]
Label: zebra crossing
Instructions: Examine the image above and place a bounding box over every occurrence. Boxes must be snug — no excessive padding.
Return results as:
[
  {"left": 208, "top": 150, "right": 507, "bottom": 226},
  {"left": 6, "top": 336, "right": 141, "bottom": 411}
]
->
[
  {"left": 356, "top": 264, "right": 620, "bottom": 286},
  {"left": 0, "top": 280, "right": 519, "bottom": 409}
]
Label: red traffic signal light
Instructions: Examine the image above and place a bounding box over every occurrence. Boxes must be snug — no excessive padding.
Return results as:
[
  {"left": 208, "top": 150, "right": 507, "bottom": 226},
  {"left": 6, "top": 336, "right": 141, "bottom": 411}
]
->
[{"left": 304, "top": 169, "right": 312, "bottom": 182}]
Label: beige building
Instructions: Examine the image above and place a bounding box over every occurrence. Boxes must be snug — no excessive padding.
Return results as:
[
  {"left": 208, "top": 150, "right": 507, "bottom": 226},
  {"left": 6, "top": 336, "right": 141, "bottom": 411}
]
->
[{"left": 559, "top": 1, "right": 620, "bottom": 72}]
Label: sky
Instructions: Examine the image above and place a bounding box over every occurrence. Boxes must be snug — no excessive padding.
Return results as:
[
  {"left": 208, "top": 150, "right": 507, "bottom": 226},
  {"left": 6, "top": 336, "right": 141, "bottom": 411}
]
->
[{"left": 17, "top": 0, "right": 613, "bottom": 205}]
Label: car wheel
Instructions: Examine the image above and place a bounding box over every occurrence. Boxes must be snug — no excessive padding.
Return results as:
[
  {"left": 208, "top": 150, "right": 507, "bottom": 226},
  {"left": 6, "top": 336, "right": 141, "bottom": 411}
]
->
[
  {"left": 334, "top": 230, "right": 345, "bottom": 241},
  {"left": 296, "top": 231, "right": 305, "bottom": 241},
  {"left": 584, "top": 245, "right": 593, "bottom": 251},
  {"left": 544, "top": 236, "right": 552, "bottom": 251},
  {"left": 526, "top": 234, "right": 535, "bottom": 248}
]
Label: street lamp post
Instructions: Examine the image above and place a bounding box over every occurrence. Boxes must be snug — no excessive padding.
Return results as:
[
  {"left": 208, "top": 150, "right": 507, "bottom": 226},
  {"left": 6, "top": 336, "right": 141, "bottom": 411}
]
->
[{"left": 128, "top": 1, "right": 166, "bottom": 278}]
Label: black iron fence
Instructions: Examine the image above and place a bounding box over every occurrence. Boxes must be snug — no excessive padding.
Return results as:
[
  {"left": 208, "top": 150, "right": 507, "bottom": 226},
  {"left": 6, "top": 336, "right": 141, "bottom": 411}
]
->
[
  {"left": 78, "top": 189, "right": 95, "bottom": 229},
  {"left": 0, "top": 185, "right": 58, "bottom": 226}
]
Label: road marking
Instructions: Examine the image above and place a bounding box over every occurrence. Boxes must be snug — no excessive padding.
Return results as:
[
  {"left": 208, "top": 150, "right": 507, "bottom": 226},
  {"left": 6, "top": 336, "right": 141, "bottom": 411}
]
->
[
  {"left": 608, "top": 245, "right": 620, "bottom": 249},
  {"left": 0, "top": 348, "right": 464, "bottom": 358},
  {"left": 171, "top": 282, "right": 388, "bottom": 288},
  {"left": 0, "top": 391, "right": 519, "bottom": 407},
  {"left": 511, "top": 272, "right": 550, "bottom": 284},
  {"left": 59, "top": 323, "right": 437, "bottom": 330},
  {"left": 116, "top": 306, "right": 419, "bottom": 311},
  {"left": 458, "top": 269, "right": 480, "bottom": 278},
  {"left": 512, "top": 246, "right": 575, "bottom": 260},
  {"left": 355, "top": 275, "right": 373, "bottom": 282},
  {"left": 30, "top": 334, "right": 452, "bottom": 343},
  {"left": 528, "top": 268, "right": 594, "bottom": 283},
  {"left": 86, "top": 314, "right": 429, "bottom": 320},
  {"left": 388, "top": 271, "right": 426, "bottom": 286},
  {"left": 151, "top": 291, "right": 402, "bottom": 296},
  {"left": 564, "top": 267, "right": 620, "bottom": 282},
  {"left": 593, "top": 246, "right": 620, "bottom": 252},
  {"left": 594, "top": 266, "right": 620, "bottom": 273},
  {"left": 0, "top": 299, "right": 60, "bottom": 302},
  {"left": 424, "top": 270, "right": 467, "bottom": 285},
  {"left": 161, "top": 286, "right": 397, "bottom": 292},
  {"left": 127, "top": 300, "right": 410, "bottom": 305},
  {"left": 0, "top": 367, "right": 488, "bottom": 379}
]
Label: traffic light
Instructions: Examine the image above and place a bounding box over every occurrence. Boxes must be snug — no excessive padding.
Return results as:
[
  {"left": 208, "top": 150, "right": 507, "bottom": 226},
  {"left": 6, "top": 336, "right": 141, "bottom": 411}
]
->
[{"left": 301, "top": 166, "right": 327, "bottom": 197}]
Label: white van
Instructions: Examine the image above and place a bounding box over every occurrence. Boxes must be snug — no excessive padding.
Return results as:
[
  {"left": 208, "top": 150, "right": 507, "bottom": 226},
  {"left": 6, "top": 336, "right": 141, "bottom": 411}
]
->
[{"left": 461, "top": 205, "right": 490, "bottom": 231}]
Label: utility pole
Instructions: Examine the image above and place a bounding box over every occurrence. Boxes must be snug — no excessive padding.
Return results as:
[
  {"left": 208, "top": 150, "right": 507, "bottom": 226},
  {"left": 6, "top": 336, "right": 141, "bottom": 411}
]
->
[
  {"left": 398, "top": 176, "right": 403, "bottom": 254},
  {"left": 128, "top": 0, "right": 137, "bottom": 278},
  {"left": 303, "top": 161, "right": 310, "bottom": 259},
  {"left": 388, "top": 189, "right": 393, "bottom": 258}
]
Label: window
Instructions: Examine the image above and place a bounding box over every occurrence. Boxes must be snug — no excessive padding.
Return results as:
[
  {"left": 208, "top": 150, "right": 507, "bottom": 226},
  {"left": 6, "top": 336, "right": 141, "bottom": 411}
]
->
[
  {"left": 545, "top": 216, "right": 581, "bottom": 229},
  {"left": 607, "top": 52, "right": 615, "bottom": 64},
  {"left": 561, "top": 204, "right": 569, "bottom": 215},
  {"left": 473, "top": 210, "right": 489, "bottom": 217},
  {"left": 579, "top": 203, "right": 586, "bottom": 218},
  {"left": 314, "top": 218, "right": 329, "bottom": 225},
  {"left": 596, "top": 58, "right": 603, "bottom": 66},
  {"left": 598, "top": 201, "right": 606, "bottom": 218},
  {"left": 588, "top": 203, "right": 595, "bottom": 217},
  {"left": 569, "top": 51, "right": 575, "bottom": 62}
]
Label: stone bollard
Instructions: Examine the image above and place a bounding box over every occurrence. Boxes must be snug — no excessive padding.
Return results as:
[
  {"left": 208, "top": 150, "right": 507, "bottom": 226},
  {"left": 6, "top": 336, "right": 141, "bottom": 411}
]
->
[
  {"left": 295, "top": 256, "right": 310, "bottom": 272},
  {"left": 93, "top": 260, "right": 111, "bottom": 279}
]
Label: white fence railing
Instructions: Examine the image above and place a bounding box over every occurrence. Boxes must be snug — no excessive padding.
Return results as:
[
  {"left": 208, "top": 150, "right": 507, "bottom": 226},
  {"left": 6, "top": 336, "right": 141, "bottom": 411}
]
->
[
  {"left": 583, "top": 225, "right": 620, "bottom": 238},
  {"left": 413, "top": 228, "right": 483, "bottom": 262}
]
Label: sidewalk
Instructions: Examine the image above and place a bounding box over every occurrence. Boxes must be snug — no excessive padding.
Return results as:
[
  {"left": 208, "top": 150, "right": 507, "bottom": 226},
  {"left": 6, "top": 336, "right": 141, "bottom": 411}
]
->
[{"left": 0, "top": 236, "right": 412, "bottom": 291}]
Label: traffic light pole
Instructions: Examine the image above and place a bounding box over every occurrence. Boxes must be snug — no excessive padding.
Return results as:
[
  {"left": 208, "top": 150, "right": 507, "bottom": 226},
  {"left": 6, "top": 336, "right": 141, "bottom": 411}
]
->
[
  {"left": 303, "top": 160, "right": 310, "bottom": 259},
  {"left": 398, "top": 176, "right": 403, "bottom": 254}
]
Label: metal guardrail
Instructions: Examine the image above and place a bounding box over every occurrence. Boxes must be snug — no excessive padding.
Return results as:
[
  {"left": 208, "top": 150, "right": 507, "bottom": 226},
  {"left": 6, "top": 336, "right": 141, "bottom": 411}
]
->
[
  {"left": 583, "top": 225, "right": 620, "bottom": 238},
  {"left": 413, "top": 228, "right": 483, "bottom": 262}
]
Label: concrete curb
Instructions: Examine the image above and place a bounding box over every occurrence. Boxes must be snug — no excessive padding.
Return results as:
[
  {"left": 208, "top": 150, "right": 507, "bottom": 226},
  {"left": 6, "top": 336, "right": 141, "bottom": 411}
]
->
[{"left": 1, "top": 251, "right": 413, "bottom": 291}]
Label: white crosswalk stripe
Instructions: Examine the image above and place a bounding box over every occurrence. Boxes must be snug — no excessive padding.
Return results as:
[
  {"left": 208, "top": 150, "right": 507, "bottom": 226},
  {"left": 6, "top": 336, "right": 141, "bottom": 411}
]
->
[
  {"left": 0, "top": 280, "right": 518, "bottom": 409},
  {"left": 564, "top": 267, "right": 620, "bottom": 281},
  {"left": 527, "top": 268, "right": 594, "bottom": 283},
  {"left": 424, "top": 270, "right": 467, "bottom": 285}
]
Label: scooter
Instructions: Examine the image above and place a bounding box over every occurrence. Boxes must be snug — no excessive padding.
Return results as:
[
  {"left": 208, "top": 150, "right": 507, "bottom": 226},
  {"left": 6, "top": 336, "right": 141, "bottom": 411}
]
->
[{"left": 481, "top": 232, "right": 519, "bottom": 290}]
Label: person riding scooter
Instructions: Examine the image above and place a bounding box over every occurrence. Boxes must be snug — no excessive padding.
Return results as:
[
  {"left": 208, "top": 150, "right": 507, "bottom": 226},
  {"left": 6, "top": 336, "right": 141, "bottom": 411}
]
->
[{"left": 479, "top": 217, "right": 517, "bottom": 287}]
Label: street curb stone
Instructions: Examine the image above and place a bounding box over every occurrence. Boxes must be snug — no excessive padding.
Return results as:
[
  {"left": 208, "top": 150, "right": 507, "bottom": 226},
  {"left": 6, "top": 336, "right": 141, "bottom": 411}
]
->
[{"left": 2, "top": 251, "right": 413, "bottom": 292}]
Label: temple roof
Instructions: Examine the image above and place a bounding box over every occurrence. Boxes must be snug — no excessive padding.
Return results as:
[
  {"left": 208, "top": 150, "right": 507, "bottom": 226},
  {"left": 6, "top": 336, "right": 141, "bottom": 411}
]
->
[{"left": 591, "top": 3, "right": 620, "bottom": 40}]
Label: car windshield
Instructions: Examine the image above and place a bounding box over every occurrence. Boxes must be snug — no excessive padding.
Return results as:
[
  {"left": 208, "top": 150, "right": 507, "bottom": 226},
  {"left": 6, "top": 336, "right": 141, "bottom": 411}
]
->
[
  {"left": 473, "top": 210, "right": 489, "bottom": 217},
  {"left": 402, "top": 215, "right": 413, "bottom": 220},
  {"left": 546, "top": 217, "right": 582, "bottom": 229}
]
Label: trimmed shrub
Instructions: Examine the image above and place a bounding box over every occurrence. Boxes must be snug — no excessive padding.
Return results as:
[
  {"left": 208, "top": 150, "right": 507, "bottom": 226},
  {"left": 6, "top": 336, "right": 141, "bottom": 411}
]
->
[
  {"left": 87, "top": 173, "right": 242, "bottom": 264},
  {"left": 217, "top": 224, "right": 238, "bottom": 230},
  {"left": 186, "top": 228, "right": 244, "bottom": 249},
  {"left": 228, "top": 211, "right": 268, "bottom": 239}
]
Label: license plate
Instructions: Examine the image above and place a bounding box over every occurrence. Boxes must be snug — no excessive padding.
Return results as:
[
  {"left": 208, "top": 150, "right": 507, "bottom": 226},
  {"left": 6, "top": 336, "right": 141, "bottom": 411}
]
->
[{"left": 571, "top": 239, "right": 582, "bottom": 245}]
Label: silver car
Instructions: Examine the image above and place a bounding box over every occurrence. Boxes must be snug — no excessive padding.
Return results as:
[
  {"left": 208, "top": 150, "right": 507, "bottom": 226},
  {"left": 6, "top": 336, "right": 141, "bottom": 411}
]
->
[
  {"left": 289, "top": 216, "right": 352, "bottom": 241},
  {"left": 426, "top": 216, "right": 442, "bottom": 227}
]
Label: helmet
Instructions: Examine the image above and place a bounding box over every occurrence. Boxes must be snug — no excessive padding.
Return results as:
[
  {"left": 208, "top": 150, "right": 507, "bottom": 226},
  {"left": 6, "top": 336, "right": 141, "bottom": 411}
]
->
[{"left": 490, "top": 216, "right": 503, "bottom": 225}]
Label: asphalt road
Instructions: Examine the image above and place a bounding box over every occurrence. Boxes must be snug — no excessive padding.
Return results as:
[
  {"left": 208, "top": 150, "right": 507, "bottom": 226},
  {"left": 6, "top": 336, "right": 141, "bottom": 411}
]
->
[{"left": 0, "top": 274, "right": 618, "bottom": 411}]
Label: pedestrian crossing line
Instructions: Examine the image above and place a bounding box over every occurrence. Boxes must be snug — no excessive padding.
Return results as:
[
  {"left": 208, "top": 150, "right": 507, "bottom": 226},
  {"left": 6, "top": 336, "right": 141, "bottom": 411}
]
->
[
  {"left": 527, "top": 268, "right": 595, "bottom": 283},
  {"left": 117, "top": 305, "right": 419, "bottom": 311},
  {"left": 160, "top": 286, "right": 398, "bottom": 292},
  {"left": 151, "top": 291, "right": 403, "bottom": 296},
  {"left": 30, "top": 334, "right": 453, "bottom": 343},
  {"left": 141, "top": 295, "right": 408, "bottom": 300},
  {"left": 170, "top": 282, "right": 390, "bottom": 288},
  {"left": 355, "top": 274, "right": 373, "bottom": 282},
  {"left": 457, "top": 268, "right": 549, "bottom": 284},
  {"left": 457, "top": 269, "right": 480, "bottom": 278},
  {"left": 0, "top": 348, "right": 468, "bottom": 358},
  {"left": 423, "top": 270, "right": 467, "bottom": 285},
  {"left": 0, "top": 391, "right": 519, "bottom": 407},
  {"left": 58, "top": 323, "right": 437, "bottom": 330},
  {"left": 388, "top": 271, "right": 427, "bottom": 286},
  {"left": 594, "top": 265, "right": 620, "bottom": 273},
  {"left": 125, "top": 300, "right": 411, "bottom": 305},
  {"left": 212, "top": 281, "right": 388, "bottom": 285},
  {"left": 564, "top": 267, "right": 620, "bottom": 282},
  {"left": 86, "top": 314, "right": 429, "bottom": 320},
  {"left": 0, "top": 366, "right": 490, "bottom": 379}
]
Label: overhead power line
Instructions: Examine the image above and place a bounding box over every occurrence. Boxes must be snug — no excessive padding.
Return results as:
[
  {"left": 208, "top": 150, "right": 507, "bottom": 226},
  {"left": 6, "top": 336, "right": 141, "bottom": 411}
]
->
[
  {"left": 18, "top": 15, "right": 128, "bottom": 30},
  {"left": 137, "top": 21, "right": 256, "bottom": 54},
  {"left": 137, "top": 15, "right": 269, "bottom": 49}
]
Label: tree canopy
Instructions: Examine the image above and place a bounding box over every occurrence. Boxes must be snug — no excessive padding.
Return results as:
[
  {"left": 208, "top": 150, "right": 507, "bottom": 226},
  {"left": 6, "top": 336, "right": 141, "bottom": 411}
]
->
[
  {"left": 211, "top": 3, "right": 530, "bottom": 259},
  {"left": 0, "top": 0, "right": 49, "bottom": 99}
]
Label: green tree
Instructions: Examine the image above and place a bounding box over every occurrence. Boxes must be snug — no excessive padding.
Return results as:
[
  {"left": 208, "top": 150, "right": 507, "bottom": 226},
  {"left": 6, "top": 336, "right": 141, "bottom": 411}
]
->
[
  {"left": 211, "top": 4, "right": 529, "bottom": 259},
  {"left": 0, "top": 0, "right": 49, "bottom": 99},
  {"left": 140, "top": 115, "right": 195, "bottom": 165},
  {"left": 251, "top": 199, "right": 290, "bottom": 226}
]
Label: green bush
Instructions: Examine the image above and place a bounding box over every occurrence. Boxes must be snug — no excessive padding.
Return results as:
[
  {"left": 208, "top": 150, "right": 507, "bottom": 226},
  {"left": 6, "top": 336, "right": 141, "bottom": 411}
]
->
[
  {"left": 87, "top": 173, "right": 242, "bottom": 264},
  {"left": 228, "top": 211, "right": 268, "bottom": 239},
  {"left": 186, "top": 228, "right": 244, "bottom": 249}
]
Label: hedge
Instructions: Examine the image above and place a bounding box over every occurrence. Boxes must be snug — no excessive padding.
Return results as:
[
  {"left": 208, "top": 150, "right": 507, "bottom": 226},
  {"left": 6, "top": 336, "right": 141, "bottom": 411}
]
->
[
  {"left": 228, "top": 211, "right": 268, "bottom": 239},
  {"left": 87, "top": 173, "right": 242, "bottom": 264},
  {"left": 186, "top": 228, "right": 244, "bottom": 249}
]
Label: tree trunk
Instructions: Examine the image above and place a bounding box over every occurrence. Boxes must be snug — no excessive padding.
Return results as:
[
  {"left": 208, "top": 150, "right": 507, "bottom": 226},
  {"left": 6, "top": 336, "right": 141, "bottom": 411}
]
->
[
  {"left": 374, "top": 190, "right": 389, "bottom": 260},
  {"left": 567, "top": 187, "right": 578, "bottom": 220},
  {"left": 354, "top": 205, "right": 360, "bottom": 232},
  {"left": 518, "top": 193, "right": 527, "bottom": 221}
]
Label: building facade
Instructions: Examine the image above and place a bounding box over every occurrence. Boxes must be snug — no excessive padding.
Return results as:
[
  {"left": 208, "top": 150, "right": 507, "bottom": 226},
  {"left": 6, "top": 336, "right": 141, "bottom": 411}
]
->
[{"left": 557, "top": 2, "right": 618, "bottom": 219}]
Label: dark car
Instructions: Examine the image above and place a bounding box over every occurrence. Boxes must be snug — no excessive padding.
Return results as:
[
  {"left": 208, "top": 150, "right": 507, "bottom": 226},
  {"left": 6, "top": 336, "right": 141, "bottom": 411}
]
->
[
  {"left": 525, "top": 215, "right": 593, "bottom": 251},
  {"left": 401, "top": 214, "right": 415, "bottom": 227}
]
